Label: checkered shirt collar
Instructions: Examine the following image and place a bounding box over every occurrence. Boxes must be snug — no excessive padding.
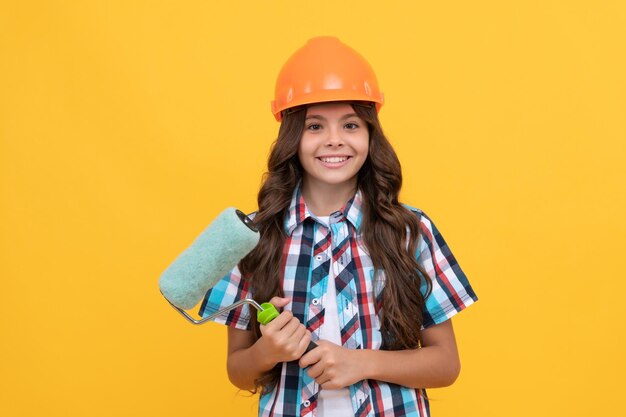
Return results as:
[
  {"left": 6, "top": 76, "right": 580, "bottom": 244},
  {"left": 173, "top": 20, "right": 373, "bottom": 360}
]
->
[{"left": 284, "top": 183, "right": 364, "bottom": 235}]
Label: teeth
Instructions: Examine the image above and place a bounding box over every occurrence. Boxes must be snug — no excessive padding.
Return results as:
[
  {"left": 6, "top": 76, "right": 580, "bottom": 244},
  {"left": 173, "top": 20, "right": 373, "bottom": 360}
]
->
[{"left": 320, "top": 156, "right": 348, "bottom": 163}]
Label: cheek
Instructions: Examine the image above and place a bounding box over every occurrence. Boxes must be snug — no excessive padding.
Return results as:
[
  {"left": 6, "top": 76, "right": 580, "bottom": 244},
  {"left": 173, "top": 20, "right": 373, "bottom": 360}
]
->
[
  {"left": 354, "top": 137, "right": 370, "bottom": 170},
  {"left": 297, "top": 137, "right": 306, "bottom": 157},
  {"left": 298, "top": 135, "right": 312, "bottom": 155},
  {"left": 297, "top": 140, "right": 316, "bottom": 170},
  {"left": 357, "top": 136, "right": 370, "bottom": 158}
]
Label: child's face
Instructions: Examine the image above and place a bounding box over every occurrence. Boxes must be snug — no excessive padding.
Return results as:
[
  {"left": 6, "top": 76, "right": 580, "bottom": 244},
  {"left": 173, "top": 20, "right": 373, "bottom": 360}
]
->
[{"left": 298, "top": 102, "right": 369, "bottom": 191}]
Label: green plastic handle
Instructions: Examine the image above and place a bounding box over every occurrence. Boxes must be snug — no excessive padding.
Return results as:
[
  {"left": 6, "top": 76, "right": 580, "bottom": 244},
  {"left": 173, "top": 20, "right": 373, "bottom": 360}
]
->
[
  {"left": 256, "top": 302, "right": 318, "bottom": 355},
  {"left": 257, "top": 302, "right": 280, "bottom": 325}
]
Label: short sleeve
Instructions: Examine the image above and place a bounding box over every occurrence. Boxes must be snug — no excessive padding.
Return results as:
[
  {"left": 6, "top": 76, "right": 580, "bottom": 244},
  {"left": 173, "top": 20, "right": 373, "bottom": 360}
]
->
[
  {"left": 197, "top": 265, "right": 253, "bottom": 331},
  {"left": 414, "top": 211, "right": 478, "bottom": 329}
]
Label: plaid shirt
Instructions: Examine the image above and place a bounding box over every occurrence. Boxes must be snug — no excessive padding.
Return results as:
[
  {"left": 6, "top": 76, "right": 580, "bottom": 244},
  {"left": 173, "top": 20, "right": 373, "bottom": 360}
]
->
[{"left": 199, "top": 186, "right": 478, "bottom": 417}]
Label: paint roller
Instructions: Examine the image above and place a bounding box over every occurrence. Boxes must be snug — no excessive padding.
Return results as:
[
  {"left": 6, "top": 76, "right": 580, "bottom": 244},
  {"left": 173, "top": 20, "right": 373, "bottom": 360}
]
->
[{"left": 159, "top": 207, "right": 317, "bottom": 352}]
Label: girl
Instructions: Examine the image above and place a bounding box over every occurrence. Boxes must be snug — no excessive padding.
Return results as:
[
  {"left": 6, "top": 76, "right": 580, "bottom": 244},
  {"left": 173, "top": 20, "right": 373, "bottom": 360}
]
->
[{"left": 199, "top": 36, "right": 478, "bottom": 417}]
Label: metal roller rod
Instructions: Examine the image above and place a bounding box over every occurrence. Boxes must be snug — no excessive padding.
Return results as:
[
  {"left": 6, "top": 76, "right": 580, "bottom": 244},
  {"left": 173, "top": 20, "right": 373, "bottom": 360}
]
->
[
  {"left": 163, "top": 295, "right": 265, "bottom": 325},
  {"left": 162, "top": 292, "right": 319, "bottom": 354}
]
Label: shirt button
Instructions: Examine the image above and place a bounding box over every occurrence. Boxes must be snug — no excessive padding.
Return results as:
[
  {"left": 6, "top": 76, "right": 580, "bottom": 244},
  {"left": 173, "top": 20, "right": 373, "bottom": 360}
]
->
[
  {"left": 303, "top": 400, "right": 311, "bottom": 407},
  {"left": 311, "top": 298, "right": 320, "bottom": 306},
  {"left": 315, "top": 255, "right": 323, "bottom": 261}
]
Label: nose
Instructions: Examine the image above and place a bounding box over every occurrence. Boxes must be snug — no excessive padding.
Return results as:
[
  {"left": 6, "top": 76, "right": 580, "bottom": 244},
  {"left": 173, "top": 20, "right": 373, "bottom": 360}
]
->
[{"left": 325, "top": 126, "right": 344, "bottom": 147}]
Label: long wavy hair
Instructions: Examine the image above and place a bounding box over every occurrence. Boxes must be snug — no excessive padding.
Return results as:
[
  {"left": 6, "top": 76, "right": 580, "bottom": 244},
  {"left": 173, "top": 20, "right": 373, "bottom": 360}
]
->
[{"left": 238, "top": 102, "right": 433, "bottom": 394}]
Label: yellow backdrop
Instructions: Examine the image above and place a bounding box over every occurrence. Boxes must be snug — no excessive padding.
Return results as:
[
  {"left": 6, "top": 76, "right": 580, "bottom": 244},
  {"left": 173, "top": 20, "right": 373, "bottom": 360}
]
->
[{"left": 1, "top": 1, "right": 625, "bottom": 416}]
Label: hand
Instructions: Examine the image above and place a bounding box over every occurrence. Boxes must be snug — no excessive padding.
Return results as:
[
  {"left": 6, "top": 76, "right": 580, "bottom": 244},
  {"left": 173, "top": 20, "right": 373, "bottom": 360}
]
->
[
  {"left": 298, "top": 340, "right": 364, "bottom": 390},
  {"left": 258, "top": 297, "right": 312, "bottom": 366}
]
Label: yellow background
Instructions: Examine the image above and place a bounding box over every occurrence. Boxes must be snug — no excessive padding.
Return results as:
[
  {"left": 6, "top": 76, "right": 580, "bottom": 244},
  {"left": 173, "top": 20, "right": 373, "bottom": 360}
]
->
[{"left": 1, "top": 1, "right": 625, "bottom": 416}]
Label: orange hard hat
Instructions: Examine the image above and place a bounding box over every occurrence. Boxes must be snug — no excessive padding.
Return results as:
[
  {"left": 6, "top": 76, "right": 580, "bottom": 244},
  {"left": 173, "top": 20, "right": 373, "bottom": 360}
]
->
[{"left": 271, "top": 36, "right": 385, "bottom": 121}]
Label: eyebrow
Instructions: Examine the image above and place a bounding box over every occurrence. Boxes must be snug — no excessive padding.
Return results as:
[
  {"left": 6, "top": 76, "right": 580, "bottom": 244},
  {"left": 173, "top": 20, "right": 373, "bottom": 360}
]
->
[{"left": 305, "top": 113, "right": 359, "bottom": 121}]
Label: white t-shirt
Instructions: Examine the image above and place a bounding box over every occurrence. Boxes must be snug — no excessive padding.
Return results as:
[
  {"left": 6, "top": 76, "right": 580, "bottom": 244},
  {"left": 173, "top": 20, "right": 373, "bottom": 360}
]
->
[{"left": 315, "top": 216, "right": 353, "bottom": 417}]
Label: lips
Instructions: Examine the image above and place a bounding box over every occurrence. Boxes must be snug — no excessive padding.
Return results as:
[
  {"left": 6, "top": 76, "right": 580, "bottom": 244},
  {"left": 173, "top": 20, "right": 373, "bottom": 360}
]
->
[
  {"left": 318, "top": 156, "right": 350, "bottom": 163},
  {"left": 315, "top": 155, "right": 352, "bottom": 169},
  {"left": 317, "top": 155, "right": 352, "bottom": 164}
]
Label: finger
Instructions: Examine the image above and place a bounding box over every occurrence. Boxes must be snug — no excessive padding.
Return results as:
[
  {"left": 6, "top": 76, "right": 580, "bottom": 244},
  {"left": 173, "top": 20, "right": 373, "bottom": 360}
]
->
[
  {"left": 296, "top": 330, "right": 312, "bottom": 356},
  {"left": 299, "top": 345, "right": 321, "bottom": 368},
  {"left": 319, "top": 379, "right": 338, "bottom": 390},
  {"left": 264, "top": 310, "right": 293, "bottom": 332},
  {"left": 288, "top": 320, "right": 307, "bottom": 340},
  {"left": 307, "top": 362, "right": 325, "bottom": 379},
  {"left": 314, "top": 340, "right": 333, "bottom": 348},
  {"left": 315, "top": 371, "right": 331, "bottom": 387},
  {"left": 279, "top": 317, "right": 303, "bottom": 339},
  {"left": 268, "top": 296, "right": 291, "bottom": 309}
]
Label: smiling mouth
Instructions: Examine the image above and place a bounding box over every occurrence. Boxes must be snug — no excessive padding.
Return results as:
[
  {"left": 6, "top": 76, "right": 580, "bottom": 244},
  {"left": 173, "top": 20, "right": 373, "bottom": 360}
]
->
[{"left": 317, "top": 156, "right": 351, "bottom": 163}]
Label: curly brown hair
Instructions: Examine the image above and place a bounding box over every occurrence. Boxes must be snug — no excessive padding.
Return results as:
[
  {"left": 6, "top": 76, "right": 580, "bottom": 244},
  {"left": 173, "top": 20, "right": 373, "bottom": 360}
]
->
[{"left": 238, "top": 102, "right": 433, "bottom": 394}]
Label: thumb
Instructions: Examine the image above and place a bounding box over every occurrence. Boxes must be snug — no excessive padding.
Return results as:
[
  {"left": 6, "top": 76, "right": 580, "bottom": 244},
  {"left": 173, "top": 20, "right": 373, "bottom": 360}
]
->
[{"left": 268, "top": 296, "right": 291, "bottom": 309}]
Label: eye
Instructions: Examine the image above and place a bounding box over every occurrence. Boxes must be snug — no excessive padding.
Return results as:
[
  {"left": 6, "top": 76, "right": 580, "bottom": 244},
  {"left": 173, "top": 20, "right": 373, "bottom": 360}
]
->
[
  {"left": 345, "top": 122, "right": 359, "bottom": 130},
  {"left": 306, "top": 123, "right": 322, "bottom": 131}
]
